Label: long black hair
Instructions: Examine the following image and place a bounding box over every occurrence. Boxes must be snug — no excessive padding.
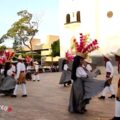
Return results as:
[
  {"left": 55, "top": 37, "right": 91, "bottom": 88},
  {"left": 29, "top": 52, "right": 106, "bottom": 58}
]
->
[
  {"left": 4, "top": 62, "right": 11, "bottom": 77},
  {"left": 61, "top": 59, "right": 67, "bottom": 70},
  {"left": 71, "top": 55, "right": 83, "bottom": 81}
]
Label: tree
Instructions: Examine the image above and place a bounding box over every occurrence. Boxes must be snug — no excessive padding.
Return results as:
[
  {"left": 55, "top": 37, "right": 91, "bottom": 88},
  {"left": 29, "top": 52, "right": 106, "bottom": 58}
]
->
[
  {"left": 51, "top": 40, "right": 60, "bottom": 57},
  {"left": 0, "top": 10, "right": 39, "bottom": 58},
  {"left": 51, "top": 40, "right": 60, "bottom": 66},
  {"left": 0, "top": 45, "right": 6, "bottom": 56}
]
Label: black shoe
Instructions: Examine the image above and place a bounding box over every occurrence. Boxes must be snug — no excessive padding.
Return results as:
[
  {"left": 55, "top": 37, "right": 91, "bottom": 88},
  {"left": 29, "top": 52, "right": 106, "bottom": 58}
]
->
[
  {"left": 11, "top": 95, "right": 17, "bottom": 97},
  {"left": 75, "top": 110, "right": 85, "bottom": 114},
  {"left": 67, "top": 81, "right": 71, "bottom": 86},
  {"left": 22, "top": 95, "right": 27, "bottom": 97},
  {"left": 64, "top": 84, "right": 67, "bottom": 87},
  {"left": 82, "top": 107, "right": 87, "bottom": 112},
  {"left": 111, "top": 117, "right": 120, "bottom": 120},
  {"left": 37, "top": 80, "right": 40, "bottom": 82},
  {"left": 79, "top": 109, "right": 86, "bottom": 114},
  {"left": 98, "top": 96, "right": 105, "bottom": 100},
  {"left": 83, "top": 98, "right": 91, "bottom": 104},
  {"left": 108, "top": 95, "right": 115, "bottom": 99}
]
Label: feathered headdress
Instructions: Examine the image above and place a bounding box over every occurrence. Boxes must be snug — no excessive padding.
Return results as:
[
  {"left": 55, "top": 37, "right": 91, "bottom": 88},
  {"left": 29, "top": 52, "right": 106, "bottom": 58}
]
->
[
  {"left": 73, "top": 33, "right": 99, "bottom": 58},
  {"left": 0, "top": 57, "right": 5, "bottom": 64},
  {"left": 65, "top": 51, "right": 74, "bottom": 61},
  {"left": 25, "top": 56, "right": 32, "bottom": 64},
  {"left": 4, "top": 50, "right": 15, "bottom": 62}
]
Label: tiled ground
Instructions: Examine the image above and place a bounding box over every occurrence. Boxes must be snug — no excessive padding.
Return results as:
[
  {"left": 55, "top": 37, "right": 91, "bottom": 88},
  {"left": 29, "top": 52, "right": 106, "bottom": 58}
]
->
[{"left": 0, "top": 67, "right": 118, "bottom": 120}]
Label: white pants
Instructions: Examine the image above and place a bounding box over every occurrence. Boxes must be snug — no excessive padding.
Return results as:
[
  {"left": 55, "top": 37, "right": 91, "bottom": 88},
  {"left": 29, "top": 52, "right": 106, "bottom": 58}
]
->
[
  {"left": 32, "top": 74, "right": 40, "bottom": 81},
  {"left": 115, "top": 99, "right": 120, "bottom": 117},
  {"left": 32, "top": 74, "right": 36, "bottom": 81},
  {"left": 101, "top": 85, "right": 115, "bottom": 96},
  {"left": 13, "top": 84, "right": 27, "bottom": 95}
]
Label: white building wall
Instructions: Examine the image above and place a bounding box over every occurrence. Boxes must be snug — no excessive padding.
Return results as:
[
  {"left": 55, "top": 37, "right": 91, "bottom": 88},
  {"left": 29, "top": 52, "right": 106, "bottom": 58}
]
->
[{"left": 59, "top": 0, "right": 120, "bottom": 57}]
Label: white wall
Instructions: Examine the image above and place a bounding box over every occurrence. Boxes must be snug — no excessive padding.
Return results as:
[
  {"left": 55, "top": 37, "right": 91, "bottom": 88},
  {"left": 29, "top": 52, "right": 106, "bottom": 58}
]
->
[{"left": 59, "top": 0, "right": 120, "bottom": 57}]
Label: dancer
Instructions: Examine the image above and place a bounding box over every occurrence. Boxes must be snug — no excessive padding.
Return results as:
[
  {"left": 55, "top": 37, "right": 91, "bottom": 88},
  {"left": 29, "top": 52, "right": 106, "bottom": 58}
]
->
[
  {"left": 0, "top": 61, "right": 16, "bottom": 96},
  {"left": 111, "top": 49, "right": 120, "bottom": 120},
  {"left": 68, "top": 33, "right": 105, "bottom": 114},
  {"left": 99, "top": 54, "right": 115, "bottom": 100},
  {"left": 33, "top": 60, "right": 40, "bottom": 81},
  {"left": 59, "top": 59, "right": 72, "bottom": 87},
  {"left": 12, "top": 55, "right": 27, "bottom": 97}
]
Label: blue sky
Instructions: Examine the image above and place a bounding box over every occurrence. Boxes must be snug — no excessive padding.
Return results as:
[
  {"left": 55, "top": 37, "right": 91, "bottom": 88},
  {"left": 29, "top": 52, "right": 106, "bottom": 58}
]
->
[{"left": 0, "top": 0, "right": 59, "bottom": 46}]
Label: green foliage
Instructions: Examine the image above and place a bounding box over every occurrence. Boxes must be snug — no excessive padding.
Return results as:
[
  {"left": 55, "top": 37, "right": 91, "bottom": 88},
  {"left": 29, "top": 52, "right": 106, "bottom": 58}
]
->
[
  {"left": 13, "top": 52, "right": 41, "bottom": 61},
  {"left": 51, "top": 40, "right": 60, "bottom": 57},
  {"left": 0, "top": 10, "right": 39, "bottom": 51},
  {"left": 0, "top": 45, "right": 6, "bottom": 51}
]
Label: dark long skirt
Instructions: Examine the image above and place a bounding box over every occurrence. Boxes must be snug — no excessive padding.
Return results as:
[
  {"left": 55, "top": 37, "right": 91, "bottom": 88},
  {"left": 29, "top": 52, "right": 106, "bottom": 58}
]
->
[
  {"left": 0, "top": 76, "right": 16, "bottom": 95},
  {"left": 68, "top": 78, "right": 85, "bottom": 113},
  {"left": 68, "top": 77, "right": 105, "bottom": 113},
  {"left": 59, "top": 71, "right": 71, "bottom": 84},
  {"left": 82, "top": 78, "right": 105, "bottom": 99},
  {"left": 26, "top": 72, "right": 32, "bottom": 80}
]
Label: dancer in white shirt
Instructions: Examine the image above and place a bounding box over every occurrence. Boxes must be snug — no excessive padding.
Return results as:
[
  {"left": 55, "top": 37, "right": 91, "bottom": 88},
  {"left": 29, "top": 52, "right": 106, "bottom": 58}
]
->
[
  {"left": 12, "top": 55, "right": 27, "bottom": 97},
  {"left": 111, "top": 49, "right": 120, "bottom": 120},
  {"left": 32, "top": 61, "right": 40, "bottom": 81},
  {"left": 99, "top": 54, "right": 115, "bottom": 100}
]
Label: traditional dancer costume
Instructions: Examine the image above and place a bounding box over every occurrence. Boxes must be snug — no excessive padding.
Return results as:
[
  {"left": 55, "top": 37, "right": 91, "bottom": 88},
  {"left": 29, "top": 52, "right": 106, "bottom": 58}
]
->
[
  {"left": 111, "top": 49, "right": 120, "bottom": 120},
  {"left": 59, "top": 59, "right": 72, "bottom": 87},
  {"left": 12, "top": 55, "right": 27, "bottom": 97},
  {"left": 0, "top": 50, "right": 16, "bottom": 96},
  {"left": 84, "top": 57, "right": 101, "bottom": 78},
  {"left": 99, "top": 54, "right": 115, "bottom": 99},
  {"left": 32, "top": 61, "right": 40, "bottom": 81},
  {"left": 25, "top": 56, "right": 32, "bottom": 81},
  {"left": 68, "top": 33, "right": 105, "bottom": 114},
  {"left": 0, "top": 62, "right": 16, "bottom": 96}
]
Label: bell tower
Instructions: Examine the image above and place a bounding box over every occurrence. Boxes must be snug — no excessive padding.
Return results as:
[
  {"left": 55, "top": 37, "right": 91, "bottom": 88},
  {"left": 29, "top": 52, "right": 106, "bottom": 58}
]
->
[
  {"left": 59, "top": 0, "right": 81, "bottom": 57},
  {"left": 59, "top": 0, "right": 120, "bottom": 58}
]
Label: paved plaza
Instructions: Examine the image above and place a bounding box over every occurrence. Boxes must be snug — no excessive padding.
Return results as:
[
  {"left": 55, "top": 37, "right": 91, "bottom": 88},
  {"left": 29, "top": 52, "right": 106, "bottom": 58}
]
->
[{"left": 0, "top": 67, "right": 119, "bottom": 120}]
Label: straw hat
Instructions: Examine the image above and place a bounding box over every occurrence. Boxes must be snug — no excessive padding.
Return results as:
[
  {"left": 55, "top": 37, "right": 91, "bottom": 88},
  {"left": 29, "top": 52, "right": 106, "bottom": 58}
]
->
[
  {"left": 18, "top": 55, "right": 24, "bottom": 60},
  {"left": 85, "top": 57, "right": 92, "bottom": 63},
  {"left": 11, "top": 60, "right": 17, "bottom": 63},
  {"left": 103, "top": 54, "right": 111, "bottom": 60},
  {"left": 34, "top": 61, "right": 39, "bottom": 65},
  {"left": 115, "top": 49, "right": 120, "bottom": 57}
]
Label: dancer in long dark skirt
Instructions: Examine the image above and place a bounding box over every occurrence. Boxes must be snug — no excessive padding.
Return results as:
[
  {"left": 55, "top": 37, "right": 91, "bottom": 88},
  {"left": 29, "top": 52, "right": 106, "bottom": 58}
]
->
[
  {"left": 68, "top": 55, "right": 105, "bottom": 114},
  {"left": 59, "top": 59, "right": 71, "bottom": 87},
  {"left": 0, "top": 62, "right": 16, "bottom": 96}
]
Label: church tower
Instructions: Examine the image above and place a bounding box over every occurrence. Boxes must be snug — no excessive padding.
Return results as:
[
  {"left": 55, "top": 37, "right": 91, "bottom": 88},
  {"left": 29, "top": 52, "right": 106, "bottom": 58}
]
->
[{"left": 59, "top": 0, "right": 120, "bottom": 57}]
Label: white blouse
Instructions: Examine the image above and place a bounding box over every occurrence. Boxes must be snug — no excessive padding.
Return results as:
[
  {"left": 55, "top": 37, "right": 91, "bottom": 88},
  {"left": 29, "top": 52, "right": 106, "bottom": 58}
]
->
[
  {"left": 76, "top": 66, "right": 87, "bottom": 78},
  {"left": 63, "top": 64, "right": 68, "bottom": 71},
  {"left": 86, "top": 64, "right": 92, "bottom": 72},
  {"left": 16, "top": 62, "right": 26, "bottom": 79},
  {"left": 106, "top": 61, "right": 114, "bottom": 77},
  {"left": 7, "top": 68, "right": 13, "bottom": 76},
  {"left": 11, "top": 65, "right": 16, "bottom": 73}
]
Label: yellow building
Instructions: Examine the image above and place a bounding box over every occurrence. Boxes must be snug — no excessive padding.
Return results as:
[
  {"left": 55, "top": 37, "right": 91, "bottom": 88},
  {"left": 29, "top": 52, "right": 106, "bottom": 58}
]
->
[
  {"left": 21, "top": 35, "right": 60, "bottom": 63},
  {"left": 40, "top": 35, "right": 60, "bottom": 63}
]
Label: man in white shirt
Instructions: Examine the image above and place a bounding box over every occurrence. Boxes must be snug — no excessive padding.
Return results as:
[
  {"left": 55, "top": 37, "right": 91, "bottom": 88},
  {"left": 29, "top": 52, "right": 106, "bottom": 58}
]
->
[
  {"left": 111, "top": 49, "right": 120, "bottom": 120},
  {"left": 99, "top": 54, "right": 115, "bottom": 100},
  {"left": 32, "top": 61, "right": 40, "bottom": 81},
  {"left": 12, "top": 55, "right": 27, "bottom": 97}
]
